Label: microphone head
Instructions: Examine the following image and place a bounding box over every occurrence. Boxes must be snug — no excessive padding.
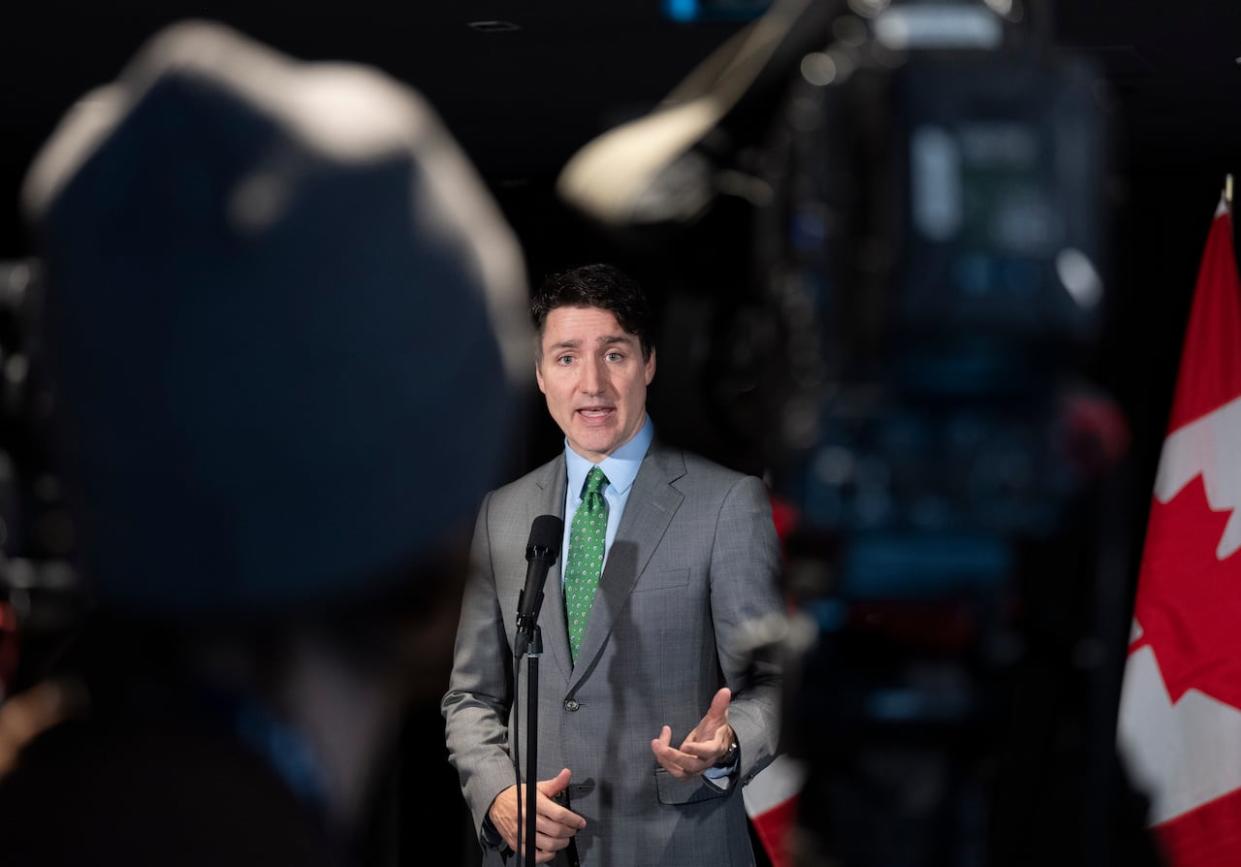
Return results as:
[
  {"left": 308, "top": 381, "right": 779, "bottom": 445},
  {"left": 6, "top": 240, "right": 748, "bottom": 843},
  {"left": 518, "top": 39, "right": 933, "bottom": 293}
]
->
[{"left": 526, "top": 514, "right": 564, "bottom": 563}]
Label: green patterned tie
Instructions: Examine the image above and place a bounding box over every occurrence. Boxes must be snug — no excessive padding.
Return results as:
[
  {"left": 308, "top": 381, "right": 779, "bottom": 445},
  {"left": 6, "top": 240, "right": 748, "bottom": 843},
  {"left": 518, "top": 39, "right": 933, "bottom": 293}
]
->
[{"left": 565, "top": 466, "right": 609, "bottom": 663}]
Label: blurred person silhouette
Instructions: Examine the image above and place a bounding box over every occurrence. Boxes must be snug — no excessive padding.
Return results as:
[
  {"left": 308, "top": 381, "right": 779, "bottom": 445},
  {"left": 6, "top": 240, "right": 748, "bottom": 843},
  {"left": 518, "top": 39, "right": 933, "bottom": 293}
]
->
[{"left": 0, "top": 21, "right": 529, "bottom": 866}]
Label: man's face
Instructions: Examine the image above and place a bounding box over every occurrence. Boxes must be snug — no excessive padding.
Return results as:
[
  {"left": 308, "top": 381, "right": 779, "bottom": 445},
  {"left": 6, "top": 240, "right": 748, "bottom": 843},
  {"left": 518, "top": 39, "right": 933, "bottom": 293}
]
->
[{"left": 536, "top": 305, "right": 656, "bottom": 463}]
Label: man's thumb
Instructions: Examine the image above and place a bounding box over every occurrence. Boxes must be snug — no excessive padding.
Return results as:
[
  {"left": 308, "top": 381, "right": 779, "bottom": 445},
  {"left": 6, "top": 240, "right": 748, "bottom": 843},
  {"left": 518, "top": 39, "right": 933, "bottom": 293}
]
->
[
  {"left": 705, "top": 687, "right": 732, "bottom": 724},
  {"left": 537, "top": 767, "right": 572, "bottom": 796}
]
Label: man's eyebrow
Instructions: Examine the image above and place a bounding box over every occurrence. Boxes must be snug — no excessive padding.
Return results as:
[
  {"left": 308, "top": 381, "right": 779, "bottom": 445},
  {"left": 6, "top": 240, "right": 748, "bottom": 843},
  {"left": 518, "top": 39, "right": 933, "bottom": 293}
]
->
[{"left": 546, "top": 334, "right": 636, "bottom": 352}]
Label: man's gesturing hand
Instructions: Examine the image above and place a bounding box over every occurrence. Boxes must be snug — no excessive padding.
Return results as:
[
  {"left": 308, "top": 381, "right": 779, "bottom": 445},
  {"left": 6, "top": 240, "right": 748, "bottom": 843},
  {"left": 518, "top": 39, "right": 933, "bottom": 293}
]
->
[
  {"left": 488, "top": 768, "right": 586, "bottom": 863},
  {"left": 650, "top": 687, "right": 736, "bottom": 778}
]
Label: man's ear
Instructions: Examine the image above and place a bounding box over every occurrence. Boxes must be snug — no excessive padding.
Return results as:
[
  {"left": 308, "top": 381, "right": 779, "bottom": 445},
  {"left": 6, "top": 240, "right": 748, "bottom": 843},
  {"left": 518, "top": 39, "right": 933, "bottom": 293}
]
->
[
  {"left": 644, "top": 348, "right": 656, "bottom": 386},
  {"left": 535, "top": 359, "right": 547, "bottom": 395}
]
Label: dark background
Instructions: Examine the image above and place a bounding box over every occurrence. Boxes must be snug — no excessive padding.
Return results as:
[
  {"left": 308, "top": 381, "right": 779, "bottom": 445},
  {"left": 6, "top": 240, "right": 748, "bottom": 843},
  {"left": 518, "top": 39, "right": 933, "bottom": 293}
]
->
[
  {"left": 4, "top": 0, "right": 1240, "bottom": 479},
  {"left": 3, "top": 2, "right": 1239, "bottom": 862}
]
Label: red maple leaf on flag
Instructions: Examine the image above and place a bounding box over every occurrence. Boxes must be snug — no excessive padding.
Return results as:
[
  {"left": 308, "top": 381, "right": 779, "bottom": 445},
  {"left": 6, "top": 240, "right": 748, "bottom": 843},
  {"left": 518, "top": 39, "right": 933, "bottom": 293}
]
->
[{"left": 1132, "top": 474, "right": 1241, "bottom": 709}]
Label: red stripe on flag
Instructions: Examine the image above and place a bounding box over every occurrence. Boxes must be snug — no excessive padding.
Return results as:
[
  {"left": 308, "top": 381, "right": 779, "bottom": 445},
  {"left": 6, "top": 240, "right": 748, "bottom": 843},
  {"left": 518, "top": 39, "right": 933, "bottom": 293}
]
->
[
  {"left": 750, "top": 795, "right": 798, "bottom": 867},
  {"left": 1157, "top": 786, "right": 1241, "bottom": 867},
  {"left": 1167, "top": 207, "right": 1241, "bottom": 432}
]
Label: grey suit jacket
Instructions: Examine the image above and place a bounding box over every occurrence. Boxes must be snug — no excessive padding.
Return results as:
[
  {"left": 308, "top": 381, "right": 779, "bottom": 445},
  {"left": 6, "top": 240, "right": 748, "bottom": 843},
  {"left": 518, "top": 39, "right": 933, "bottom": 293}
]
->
[{"left": 443, "top": 443, "right": 783, "bottom": 867}]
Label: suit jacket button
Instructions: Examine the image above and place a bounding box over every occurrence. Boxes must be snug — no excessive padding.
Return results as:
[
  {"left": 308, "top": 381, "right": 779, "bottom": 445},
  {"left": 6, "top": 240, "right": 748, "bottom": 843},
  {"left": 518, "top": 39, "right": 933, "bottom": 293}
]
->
[{"left": 564, "top": 699, "right": 580, "bottom": 712}]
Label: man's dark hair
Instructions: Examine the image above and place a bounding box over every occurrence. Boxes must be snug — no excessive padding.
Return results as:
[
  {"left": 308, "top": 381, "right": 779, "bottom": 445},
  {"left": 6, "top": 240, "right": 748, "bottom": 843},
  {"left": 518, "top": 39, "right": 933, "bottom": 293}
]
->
[{"left": 531, "top": 264, "right": 654, "bottom": 359}]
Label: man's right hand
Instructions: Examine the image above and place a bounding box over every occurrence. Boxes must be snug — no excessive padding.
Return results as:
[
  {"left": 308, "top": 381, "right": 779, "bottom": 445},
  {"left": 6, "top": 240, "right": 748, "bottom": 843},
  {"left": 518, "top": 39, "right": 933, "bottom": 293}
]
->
[{"left": 487, "top": 768, "right": 586, "bottom": 863}]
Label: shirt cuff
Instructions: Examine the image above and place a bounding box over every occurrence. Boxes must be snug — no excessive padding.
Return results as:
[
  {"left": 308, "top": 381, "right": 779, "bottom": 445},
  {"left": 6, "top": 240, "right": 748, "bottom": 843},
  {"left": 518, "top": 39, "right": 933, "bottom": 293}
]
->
[
  {"left": 702, "top": 754, "right": 739, "bottom": 790},
  {"left": 481, "top": 815, "right": 508, "bottom": 851}
]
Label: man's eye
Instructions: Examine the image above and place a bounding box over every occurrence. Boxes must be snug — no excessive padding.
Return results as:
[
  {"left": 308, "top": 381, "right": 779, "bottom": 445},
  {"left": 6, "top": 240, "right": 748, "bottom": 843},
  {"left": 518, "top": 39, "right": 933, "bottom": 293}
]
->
[
  {"left": 557, "top": 355, "right": 575, "bottom": 366},
  {"left": 605, "top": 352, "right": 624, "bottom": 362}
]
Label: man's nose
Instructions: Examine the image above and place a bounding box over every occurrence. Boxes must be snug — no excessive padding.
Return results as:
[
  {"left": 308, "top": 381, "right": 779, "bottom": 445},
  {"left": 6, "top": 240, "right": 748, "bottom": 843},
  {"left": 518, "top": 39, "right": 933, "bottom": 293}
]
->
[{"left": 580, "top": 357, "right": 606, "bottom": 394}]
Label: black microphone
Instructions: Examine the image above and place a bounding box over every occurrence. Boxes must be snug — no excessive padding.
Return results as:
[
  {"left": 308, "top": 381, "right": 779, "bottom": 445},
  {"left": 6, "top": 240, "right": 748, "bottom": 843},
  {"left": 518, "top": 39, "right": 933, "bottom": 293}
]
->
[{"left": 515, "top": 514, "right": 562, "bottom": 654}]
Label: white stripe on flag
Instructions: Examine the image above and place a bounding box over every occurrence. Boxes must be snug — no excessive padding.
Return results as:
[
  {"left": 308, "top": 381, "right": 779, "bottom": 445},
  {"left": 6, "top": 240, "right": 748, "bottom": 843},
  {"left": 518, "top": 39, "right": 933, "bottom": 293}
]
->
[{"left": 743, "top": 754, "right": 806, "bottom": 817}]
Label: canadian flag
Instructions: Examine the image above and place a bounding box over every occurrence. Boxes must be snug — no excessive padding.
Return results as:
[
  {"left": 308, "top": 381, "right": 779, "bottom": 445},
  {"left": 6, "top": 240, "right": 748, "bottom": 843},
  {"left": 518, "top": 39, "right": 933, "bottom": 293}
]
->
[
  {"left": 1118, "top": 182, "right": 1241, "bottom": 866},
  {"left": 745, "top": 494, "right": 805, "bottom": 867},
  {"left": 744, "top": 754, "right": 805, "bottom": 867}
]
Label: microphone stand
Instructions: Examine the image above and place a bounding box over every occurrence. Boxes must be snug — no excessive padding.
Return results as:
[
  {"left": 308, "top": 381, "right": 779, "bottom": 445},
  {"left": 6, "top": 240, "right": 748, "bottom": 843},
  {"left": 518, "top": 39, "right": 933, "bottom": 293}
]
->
[{"left": 515, "top": 587, "right": 544, "bottom": 867}]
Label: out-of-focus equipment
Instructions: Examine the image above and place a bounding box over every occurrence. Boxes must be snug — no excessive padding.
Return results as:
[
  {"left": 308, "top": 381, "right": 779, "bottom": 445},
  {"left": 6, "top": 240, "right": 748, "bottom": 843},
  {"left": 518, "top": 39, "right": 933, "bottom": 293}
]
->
[
  {"left": 561, "top": 1, "right": 1153, "bottom": 865},
  {"left": 0, "top": 260, "right": 81, "bottom": 701}
]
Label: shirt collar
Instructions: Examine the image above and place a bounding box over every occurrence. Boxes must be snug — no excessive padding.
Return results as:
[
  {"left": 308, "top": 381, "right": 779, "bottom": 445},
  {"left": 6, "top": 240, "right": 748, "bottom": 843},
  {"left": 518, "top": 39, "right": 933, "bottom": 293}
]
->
[{"left": 564, "top": 415, "right": 654, "bottom": 500}]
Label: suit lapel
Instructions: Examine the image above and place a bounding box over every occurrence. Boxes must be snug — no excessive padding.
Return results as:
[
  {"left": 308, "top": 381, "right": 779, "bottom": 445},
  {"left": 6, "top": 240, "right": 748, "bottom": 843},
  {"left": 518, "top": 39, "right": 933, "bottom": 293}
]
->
[
  {"left": 531, "top": 454, "right": 572, "bottom": 681},
  {"left": 570, "top": 444, "right": 685, "bottom": 690}
]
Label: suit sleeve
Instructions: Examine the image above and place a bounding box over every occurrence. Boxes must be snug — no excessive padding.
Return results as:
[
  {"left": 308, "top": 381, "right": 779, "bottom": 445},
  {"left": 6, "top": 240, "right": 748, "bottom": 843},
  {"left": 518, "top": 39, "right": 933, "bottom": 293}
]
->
[
  {"left": 441, "top": 492, "right": 517, "bottom": 844},
  {"left": 709, "top": 475, "right": 784, "bottom": 784}
]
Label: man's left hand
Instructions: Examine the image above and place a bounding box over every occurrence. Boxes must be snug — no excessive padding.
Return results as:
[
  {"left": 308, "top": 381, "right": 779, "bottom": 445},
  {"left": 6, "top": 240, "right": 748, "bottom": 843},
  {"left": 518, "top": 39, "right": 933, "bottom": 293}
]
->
[{"left": 650, "top": 687, "right": 735, "bottom": 778}]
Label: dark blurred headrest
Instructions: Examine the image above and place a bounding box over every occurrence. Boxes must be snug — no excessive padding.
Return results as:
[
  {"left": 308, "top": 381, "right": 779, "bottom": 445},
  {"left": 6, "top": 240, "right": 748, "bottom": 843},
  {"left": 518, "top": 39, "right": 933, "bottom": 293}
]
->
[{"left": 22, "top": 21, "right": 531, "bottom": 616}]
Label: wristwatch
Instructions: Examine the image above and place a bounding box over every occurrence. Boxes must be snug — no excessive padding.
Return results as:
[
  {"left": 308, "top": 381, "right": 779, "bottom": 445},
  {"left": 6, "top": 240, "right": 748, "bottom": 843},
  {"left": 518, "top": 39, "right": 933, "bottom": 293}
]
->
[{"left": 712, "top": 735, "right": 739, "bottom": 769}]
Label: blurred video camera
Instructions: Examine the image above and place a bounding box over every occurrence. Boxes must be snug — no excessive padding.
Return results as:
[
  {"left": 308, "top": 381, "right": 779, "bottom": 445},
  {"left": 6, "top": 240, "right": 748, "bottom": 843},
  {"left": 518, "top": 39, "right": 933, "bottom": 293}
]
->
[{"left": 762, "top": 9, "right": 1121, "bottom": 861}]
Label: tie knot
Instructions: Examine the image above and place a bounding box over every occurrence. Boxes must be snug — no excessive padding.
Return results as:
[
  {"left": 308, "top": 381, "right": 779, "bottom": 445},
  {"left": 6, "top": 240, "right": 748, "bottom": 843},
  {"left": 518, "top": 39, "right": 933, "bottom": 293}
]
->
[{"left": 583, "top": 466, "right": 609, "bottom": 497}]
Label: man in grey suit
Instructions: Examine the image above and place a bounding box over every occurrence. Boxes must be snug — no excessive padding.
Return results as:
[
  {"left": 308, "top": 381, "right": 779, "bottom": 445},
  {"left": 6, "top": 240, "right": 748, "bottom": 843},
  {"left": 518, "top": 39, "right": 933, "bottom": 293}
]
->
[{"left": 443, "top": 264, "right": 783, "bottom": 866}]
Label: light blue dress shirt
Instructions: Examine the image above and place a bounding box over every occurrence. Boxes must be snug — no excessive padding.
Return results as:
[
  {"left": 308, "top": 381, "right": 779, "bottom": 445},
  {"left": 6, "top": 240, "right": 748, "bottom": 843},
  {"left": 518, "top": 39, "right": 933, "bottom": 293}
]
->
[{"left": 560, "top": 414, "right": 654, "bottom": 579}]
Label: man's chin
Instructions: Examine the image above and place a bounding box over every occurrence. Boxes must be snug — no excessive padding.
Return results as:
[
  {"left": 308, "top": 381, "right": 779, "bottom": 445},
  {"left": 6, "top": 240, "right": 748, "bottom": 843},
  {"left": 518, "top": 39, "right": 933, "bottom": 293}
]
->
[
  {"left": 568, "top": 431, "right": 621, "bottom": 461},
  {"left": 573, "top": 415, "right": 616, "bottom": 436},
  {"left": 575, "top": 440, "right": 615, "bottom": 458}
]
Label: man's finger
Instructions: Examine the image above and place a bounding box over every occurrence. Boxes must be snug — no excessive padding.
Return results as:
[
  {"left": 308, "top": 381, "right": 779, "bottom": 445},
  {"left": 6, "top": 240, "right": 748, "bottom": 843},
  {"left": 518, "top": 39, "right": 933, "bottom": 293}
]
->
[
  {"left": 679, "top": 738, "right": 723, "bottom": 761},
  {"left": 536, "top": 810, "right": 582, "bottom": 839},
  {"left": 652, "top": 752, "right": 686, "bottom": 777},
  {"left": 651, "top": 736, "right": 686, "bottom": 776},
  {"left": 536, "top": 793, "right": 587, "bottom": 830},
  {"left": 652, "top": 738, "right": 707, "bottom": 774},
  {"left": 536, "top": 767, "right": 573, "bottom": 797},
  {"left": 533, "top": 774, "right": 586, "bottom": 831},
  {"left": 687, "top": 688, "right": 731, "bottom": 741},
  {"left": 535, "top": 830, "right": 573, "bottom": 852},
  {"left": 680, "top": 720, "right": 727, "bottom": 747},
  {"left": 650, "top": 732, "right": 680, "bottom": 760},
  {"left": 701, "top": 687, "right": 731, "bottom": 729},
  {"left": 536, "top": 843, "right": 569, "bottom": 865}
]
